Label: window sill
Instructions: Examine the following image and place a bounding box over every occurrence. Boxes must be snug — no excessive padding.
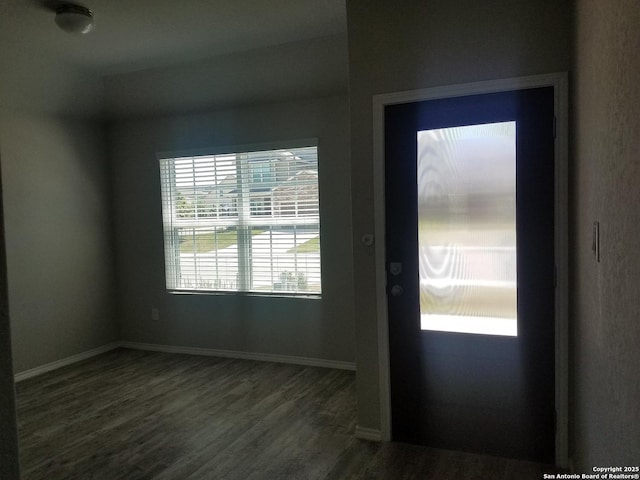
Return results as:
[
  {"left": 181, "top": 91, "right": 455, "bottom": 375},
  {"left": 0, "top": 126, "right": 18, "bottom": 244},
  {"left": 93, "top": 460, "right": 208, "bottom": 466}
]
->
[{"left": 166, "top": 289, "right": 321, "bottom": 300}]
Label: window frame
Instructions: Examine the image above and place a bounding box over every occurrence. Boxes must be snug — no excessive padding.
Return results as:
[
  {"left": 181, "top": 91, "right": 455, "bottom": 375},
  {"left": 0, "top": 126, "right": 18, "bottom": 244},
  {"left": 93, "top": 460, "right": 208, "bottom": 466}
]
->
[{"left": 157, "top": 139, "right": 322, "bottom": 298}]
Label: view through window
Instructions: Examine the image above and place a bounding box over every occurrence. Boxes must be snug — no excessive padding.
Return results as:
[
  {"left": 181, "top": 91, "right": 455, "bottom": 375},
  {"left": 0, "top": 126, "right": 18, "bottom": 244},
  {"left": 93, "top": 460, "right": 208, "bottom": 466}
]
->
[
  {"left": 159, "top": 145, "right": 321, "bottom": 295},
  {"left": 418, "top": 122, "right": 517, "bottom": 336}
]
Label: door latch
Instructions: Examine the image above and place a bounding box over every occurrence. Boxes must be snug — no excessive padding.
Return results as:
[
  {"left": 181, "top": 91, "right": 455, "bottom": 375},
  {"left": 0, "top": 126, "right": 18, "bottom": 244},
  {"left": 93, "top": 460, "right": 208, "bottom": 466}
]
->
[
  {"left": 389, "top": 262, "right": 402, "bottom": 276},
  {"left": 390, "top": 285, "right": 404, "bottom": 297}
]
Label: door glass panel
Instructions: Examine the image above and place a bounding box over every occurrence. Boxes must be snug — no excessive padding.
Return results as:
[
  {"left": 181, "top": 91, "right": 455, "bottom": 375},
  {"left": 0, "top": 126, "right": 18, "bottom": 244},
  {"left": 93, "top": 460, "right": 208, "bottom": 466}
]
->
[{"left": 417, "top": 121, "right": 517, "bottom": 336}]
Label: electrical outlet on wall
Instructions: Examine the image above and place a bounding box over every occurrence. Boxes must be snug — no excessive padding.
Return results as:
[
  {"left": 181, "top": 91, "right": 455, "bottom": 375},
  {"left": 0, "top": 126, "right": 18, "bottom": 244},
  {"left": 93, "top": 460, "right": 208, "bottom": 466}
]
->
[{"left": 151, "top": 308, "right": 160, "bottom": 321}]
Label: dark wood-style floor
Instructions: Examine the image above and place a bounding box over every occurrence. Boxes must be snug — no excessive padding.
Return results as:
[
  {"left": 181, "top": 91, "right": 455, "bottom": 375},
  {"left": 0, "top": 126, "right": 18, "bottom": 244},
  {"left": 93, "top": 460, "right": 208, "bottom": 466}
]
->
[{"left": 15, "top": 349, "right": 558, "bottom": 479}]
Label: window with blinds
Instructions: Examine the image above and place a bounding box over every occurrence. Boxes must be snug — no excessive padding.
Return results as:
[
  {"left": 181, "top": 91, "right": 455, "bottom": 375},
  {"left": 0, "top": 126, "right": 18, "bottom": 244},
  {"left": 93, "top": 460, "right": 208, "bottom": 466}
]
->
[{"left": 159, "top": 145, "right": 321, "bottom": 295}]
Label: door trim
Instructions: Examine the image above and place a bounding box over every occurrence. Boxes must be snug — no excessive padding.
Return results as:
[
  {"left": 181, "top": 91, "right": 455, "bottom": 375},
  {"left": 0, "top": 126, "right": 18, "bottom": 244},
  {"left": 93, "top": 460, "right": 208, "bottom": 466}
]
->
[{"left": 372, "top": 73, "right": 569, "bottom": 467}]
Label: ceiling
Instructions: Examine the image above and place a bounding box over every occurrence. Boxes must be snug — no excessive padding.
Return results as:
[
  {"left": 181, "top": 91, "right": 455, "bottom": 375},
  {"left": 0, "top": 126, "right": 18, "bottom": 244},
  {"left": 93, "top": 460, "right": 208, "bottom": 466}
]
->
[{"left": 0, "top": 0, "right": 347, "bottom": 76}]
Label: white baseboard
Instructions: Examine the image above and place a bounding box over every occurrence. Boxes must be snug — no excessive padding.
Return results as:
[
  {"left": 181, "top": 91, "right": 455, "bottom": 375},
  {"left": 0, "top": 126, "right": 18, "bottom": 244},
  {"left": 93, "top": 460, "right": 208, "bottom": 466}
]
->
[
  {"left": 119, "top": 341, "right": 356, "bottom": 371},
  {"left": 14, "top": 342, "right": 120, "bottom": 382},
  {"left": 355, "top": 425, "right": 382, "bottom": 442},
  {"left": 13, "top": 341, "right": 355, "bottom": 383}
]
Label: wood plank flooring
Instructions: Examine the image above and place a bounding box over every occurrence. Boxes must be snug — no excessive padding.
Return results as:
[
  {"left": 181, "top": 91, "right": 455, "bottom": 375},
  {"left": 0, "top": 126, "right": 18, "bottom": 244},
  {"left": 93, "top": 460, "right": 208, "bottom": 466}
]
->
[{"left": 15, "top": 348, "right": 559, "bottom": 479}]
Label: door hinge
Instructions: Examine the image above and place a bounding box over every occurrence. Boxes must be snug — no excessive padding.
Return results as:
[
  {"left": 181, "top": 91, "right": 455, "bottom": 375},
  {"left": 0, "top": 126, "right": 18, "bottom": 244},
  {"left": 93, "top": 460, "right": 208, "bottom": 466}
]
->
[{"left": 553, "top": 116, "right": 557, "bottom": 139}]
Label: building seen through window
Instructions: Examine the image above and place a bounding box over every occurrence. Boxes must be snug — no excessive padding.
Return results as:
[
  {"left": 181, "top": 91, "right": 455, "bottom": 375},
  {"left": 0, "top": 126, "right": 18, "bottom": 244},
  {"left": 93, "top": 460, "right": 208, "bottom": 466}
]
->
[{"left": 159, "top": 145, "right": 321, "bottom": 295}]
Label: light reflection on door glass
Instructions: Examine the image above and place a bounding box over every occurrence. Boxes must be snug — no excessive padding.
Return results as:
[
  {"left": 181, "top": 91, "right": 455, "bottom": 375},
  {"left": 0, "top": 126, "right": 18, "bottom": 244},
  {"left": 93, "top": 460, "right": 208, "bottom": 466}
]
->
[{"left": 417, "top": 121, "right": 517, "bottom": 336}]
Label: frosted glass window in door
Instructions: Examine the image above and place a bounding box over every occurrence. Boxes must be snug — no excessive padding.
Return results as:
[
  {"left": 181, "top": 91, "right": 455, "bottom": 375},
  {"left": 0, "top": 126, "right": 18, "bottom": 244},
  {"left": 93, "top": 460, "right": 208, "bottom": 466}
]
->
[{"left": 417, "top": 121, "right": 517, "bottom": 336}]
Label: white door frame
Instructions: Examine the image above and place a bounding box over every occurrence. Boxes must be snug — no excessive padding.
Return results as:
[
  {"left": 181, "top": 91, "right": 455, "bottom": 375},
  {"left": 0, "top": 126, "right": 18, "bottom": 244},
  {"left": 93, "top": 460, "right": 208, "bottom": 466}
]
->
[{"left": 372, "top": 73, "right": 569, "bottom": 468}]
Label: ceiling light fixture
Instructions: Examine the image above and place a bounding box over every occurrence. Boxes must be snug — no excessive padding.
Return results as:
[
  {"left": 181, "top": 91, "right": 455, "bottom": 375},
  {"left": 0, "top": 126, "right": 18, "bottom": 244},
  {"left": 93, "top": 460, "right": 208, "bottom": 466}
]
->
[{"left": 55, "top": 3, "right": 94, "bottom": 34}]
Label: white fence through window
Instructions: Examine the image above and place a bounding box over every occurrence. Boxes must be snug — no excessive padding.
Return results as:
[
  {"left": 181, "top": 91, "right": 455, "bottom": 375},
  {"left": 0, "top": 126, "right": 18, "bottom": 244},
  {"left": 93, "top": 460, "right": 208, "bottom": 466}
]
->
[{"left": 159, "top": 145, "right": 321, "bottom": 295}]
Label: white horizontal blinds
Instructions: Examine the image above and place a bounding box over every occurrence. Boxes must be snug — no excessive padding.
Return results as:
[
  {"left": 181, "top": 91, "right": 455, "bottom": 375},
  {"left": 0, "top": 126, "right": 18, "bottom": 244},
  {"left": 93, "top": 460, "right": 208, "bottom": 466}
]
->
[
  {"left": 159, "top": 146, "right": 321, "bottom": 294},
  {"left": 159, "top": 159, "right": 179, "bottom": 289}
]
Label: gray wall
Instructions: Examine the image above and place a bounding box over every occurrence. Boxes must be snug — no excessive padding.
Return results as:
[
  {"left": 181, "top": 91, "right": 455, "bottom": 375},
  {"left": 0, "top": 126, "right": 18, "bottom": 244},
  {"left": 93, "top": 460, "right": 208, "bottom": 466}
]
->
[
  {"left": 104, "top": 35, "right": 348, "bottom": 119},
  {"left": 109, "top": 94, "right": 354, "bottom": 363},
  {"left": 0, "top": 160, "right": 19, "bottom": 479},
  {"left": 0, "top": 42, "right": 107, "bottom": 480},
  {"left": 346, "top": 0, "right": 572, "bottom": 433},
  {"left": 0, "top": 47, "right": 103, "bottom": 118},
  {"left": 572, "top": 0, "right": 640, "bottom": 468},
  {"left": 0, "top": 112, "right": 117, "bottom": 373},
  {"left": 0, "top": 43, "right": 112, "bottom": 475}
]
